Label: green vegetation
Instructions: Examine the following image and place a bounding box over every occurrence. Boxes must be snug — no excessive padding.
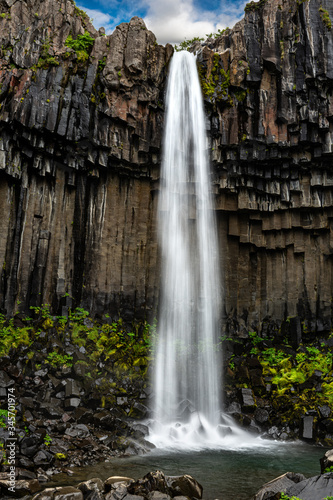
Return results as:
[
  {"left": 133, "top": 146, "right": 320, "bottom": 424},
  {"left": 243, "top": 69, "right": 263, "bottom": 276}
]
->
[
  {"left": 46, "top": 352, "right": 73, "bottom": 367},
  {"left": 324, "top": 466, "right": 333, "bottom": 473},
  {"left": 244, "top": 0, "right": 267, "bottom": 13},
  {"left": 36, "top": 38, "right": 59, "bottom": 68},
  {"left": 319, "top": 6, "right": 332, "bottom": 30},
  {"left": 74, "top": 5, "right": 89, "bottom": 22},
  {"left": 44, "top": 434, "right": 52, "bottom": 446},
  {"left": 223, "top": 324, "right": 333, "bottom": 443},
  {"left": 98, "top": 56, "right": 106, "bottom": 73},
  {"left": 175, "top": 36, "right": 204, "bottom": 52},
  {"left": 206, "top": 28, "right": 230, "bottom": 39},
  {"left": 0, "top": 305, "right": 156, "bottom": 378},
  {"left": 0, "top": 409, "right": 8, "bottom": 428},
  {"left": 199, "top": 52, "right": 231, "bottom": 105},
  {"left": 0, "top": 315, "right": 31, "bottom": 355},
  {"left": 65, "top": 31, "right": 95, "bottom": 62},
  {"left": 280, "top": 494, "right": 301, "bottom": 500}
]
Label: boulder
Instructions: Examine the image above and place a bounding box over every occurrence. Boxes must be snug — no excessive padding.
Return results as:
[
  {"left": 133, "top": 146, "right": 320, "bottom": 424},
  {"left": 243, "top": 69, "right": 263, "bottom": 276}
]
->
[
  {"left": 166, "top": 474, "right": 203, "bottom": 499},
  {"left": 254, "top": 408, "right": 269, "bottom": 424},
  {"left": 320, "top": 449, "right": 333, "bottom": 474},
  {"left": 104, "top": 477, "right": 134, "bottom": 493},
  {"left": 287, "top": 472, "right": 333, "bottom": 500},
  {"left": 253, "top": 472, "right": 306, "bottom": 500},
  {"left": 104, "top": 483, "right": 129, "bottom": 500},
  {"left": 32, "top": 486, "right": 83, "bottom": 499},
  {"left": 240, "top": 388, "right": 256, "bottom": 413},
  {"left": 302, "top": 416, "right": 314, "bottom": 440},
  {"left": 77, "top": 478, "right": 105, "bottom": 500},
  {"left": 0, "top": 370, "right": 15, "bottom": 387},
  {"left": 127, "top": 471, "right": 203, "bottom": 499},
  {"left": 319, "top": 406, "right": 332, "bottom": 419},
  {"left": 0, "top": 478, "right": 40, "bottom": 496},
  {"left": 65, "top": 424, "right": 90, "bottom": 438},
  {"left": 127, "top": 471, "right": 170, "bottom": 497},
  {"left": 20, "top": 437, "right": 40, "bottom": 458},
  {"left": 33, "top": 450, "right": 54, "bottom": 467},
  {"left": 149, "top": 493, "right": 172, "bottom": 500}
]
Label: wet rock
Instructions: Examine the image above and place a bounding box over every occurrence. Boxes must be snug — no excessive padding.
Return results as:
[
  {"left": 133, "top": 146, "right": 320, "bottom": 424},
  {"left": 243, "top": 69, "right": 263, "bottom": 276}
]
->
[
  {"left": 65, "top": 424, "right": 90, "bottom": 438},
  {"left": 240, "top": 388, "right": 256, "bottom": 413},
  {"left": 253, "top": 472, "right": 306, "bottom": 500},
  {"left": 302, "top": 416, "right": 314, "bottom": 440},
  {"left": 128, "top": 423, "right": 149, "bottom": 439},
  {"left": 104, "top": 483, "right": 129, "bottom": 500},
  {"left": 127, "top": 471, "right": 203, "bottom": 499},
  {"left": 33, "top": 450, "right": 54, "bottom": 467},
  {"left": 32, "top": 486, "right": 83, "bottom": 499},
  {"left": 64, "top": 398, "right": 81, "bottom": 410},
  {"left": 20, "top": 437, "right": 40, "bottom": 458},
  {"left": 127, "top": 471, "right": 170, "bottom": 497},
  {"left": 76, "top": 478, "right": 104, "bottom": 500},
  {"left": 254, "top": 408, "right": 269, "bottom": 424},
  {"left": 287, "top": 473, "right": 333, "bottom": 500},
  {"left": 149, "top": 493, "right": 172, "bottom": 500},
  {"left": 0, "top": 370, "right": 15, "bottom": 387},
  {"left": 227, "top": 402, "right": 241, "bottom": 414},
  {"left": 166, "top": 474, "right": 203, "bottom": 498},
  {"left": 128, "top": 402, "right": 148, "bottom": 419},
  {"left": 65, "top": 380, "right": 81, "bottom": 398},
  {"left": 104, "top": 477, "right": 134, "bottom": 492},
  {"left": 320, "top": 449, "right": 333, "bottom": 474},
  {"left": 319, "top": 406, "right": 332, "bottom": 419},
  {"left": 0, "top": 478, "right": 40, "bottom": 496},
  {"left": 73, "top": 408, "right": 94, "bottom": 425},
  {"left": 116, "top": 397, "right": 128, "bottom": 406}
]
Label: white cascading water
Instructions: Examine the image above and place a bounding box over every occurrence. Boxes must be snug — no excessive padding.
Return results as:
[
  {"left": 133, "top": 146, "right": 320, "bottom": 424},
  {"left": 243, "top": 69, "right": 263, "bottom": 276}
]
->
[{"left": 148, "top": 51, "right": 268, "bottom": 450}]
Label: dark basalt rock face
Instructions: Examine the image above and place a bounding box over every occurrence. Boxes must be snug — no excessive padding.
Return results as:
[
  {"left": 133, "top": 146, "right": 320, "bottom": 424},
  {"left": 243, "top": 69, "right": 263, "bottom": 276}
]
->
[
  {"left": 0, "top": 0, "right": 172, "bottom": 321},
  {"left": 0, "top": 0, "right": 333, "bottom": 336},
  {"left": 197, "top": 0, "right": 333, "bottom": 337}
]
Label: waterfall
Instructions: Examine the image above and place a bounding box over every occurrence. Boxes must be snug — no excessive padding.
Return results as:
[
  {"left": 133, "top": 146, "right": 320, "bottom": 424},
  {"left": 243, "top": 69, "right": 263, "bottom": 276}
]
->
[{"left": 150, "top": 50, "right": 222, "bottom": 447}]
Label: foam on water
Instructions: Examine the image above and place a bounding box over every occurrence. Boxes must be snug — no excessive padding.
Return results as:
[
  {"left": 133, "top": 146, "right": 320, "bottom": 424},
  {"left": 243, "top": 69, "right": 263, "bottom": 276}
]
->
[{"left": 148, "top": 413, "right": 274, "bottom": 451}]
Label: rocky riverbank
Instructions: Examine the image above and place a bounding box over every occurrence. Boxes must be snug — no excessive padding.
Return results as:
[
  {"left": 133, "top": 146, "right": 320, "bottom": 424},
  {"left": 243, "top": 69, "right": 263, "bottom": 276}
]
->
[
  {"left": 0, "top": 307, "right": 333, "bottom": 486},
  {"left": 1, "top": 451, "right": 333, "bottom": 499},
  {"left": 253, "top": 449, "right": 333, "bottom": 500},
  {"left": 0, "top": 308, "right": 155, "bottom": 484},
  {"left": 0, "top": 470, "right": 203, "bottom": 499}
]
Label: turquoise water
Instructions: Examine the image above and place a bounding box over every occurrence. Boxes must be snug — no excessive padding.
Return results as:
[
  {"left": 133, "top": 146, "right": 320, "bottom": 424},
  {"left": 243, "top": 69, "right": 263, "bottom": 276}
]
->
[{"left": 49, "top": 442, "right": 327, "bottom": 499}]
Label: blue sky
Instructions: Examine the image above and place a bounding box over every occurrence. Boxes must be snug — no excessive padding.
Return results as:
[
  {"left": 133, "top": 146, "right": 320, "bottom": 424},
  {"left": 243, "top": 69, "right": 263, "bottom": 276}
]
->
[{"left": 77, "top": 0, "right": 248, "bottom": 45}]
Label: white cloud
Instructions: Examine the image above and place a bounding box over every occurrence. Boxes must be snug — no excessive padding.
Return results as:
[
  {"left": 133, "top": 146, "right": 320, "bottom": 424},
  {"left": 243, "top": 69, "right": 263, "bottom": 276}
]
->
[
  {"left": 76, "top": 5, "right": 116, "bottom": 33},
  {"left": 143, "top": 0, "right": 248, "bottom": 45},
  {"left": 78, "top": 0, "right": 248, "bottom": 44}
]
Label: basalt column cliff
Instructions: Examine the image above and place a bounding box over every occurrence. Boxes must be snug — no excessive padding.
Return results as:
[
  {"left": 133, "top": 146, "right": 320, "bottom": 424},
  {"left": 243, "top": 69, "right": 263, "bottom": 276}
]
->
[
  {"left": 0, "top": 0, "right": 172, "bottom": 320},
  {"left": 0, "top": 0, "right": 333, "bottom": 336}
]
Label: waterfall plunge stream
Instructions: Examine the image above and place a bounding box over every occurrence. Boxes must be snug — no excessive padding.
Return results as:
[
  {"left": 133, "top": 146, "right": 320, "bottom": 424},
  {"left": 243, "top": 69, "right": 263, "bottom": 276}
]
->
[{"left": 149, "top": 51, "right": 260, "bottom": 450}]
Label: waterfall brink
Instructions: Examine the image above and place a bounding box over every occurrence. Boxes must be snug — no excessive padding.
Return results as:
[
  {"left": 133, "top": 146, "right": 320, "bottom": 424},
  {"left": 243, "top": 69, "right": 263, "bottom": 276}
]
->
[{"left": 150, "top": 50, "right": 223, "bottom": 448}]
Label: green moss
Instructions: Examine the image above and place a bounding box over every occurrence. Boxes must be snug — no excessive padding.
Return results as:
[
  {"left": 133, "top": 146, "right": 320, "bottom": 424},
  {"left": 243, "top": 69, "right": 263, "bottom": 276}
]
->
[
  {"left": 37, "top": 38, "right": 59, "bottom": 68},
  {"left": 74, "top": 5, "right": 89, "bottom": 21},
  {"left": 98, "top": 56, "right": 106, "bottom": 72},
  {"left": 280, "top": 40, "right": 285, "bottom": 60},
  {"left": 46, "top": 352, "right": 73, "bottom": 367},
  {"left": 199, "top": 53, "right": 231, "bottom": 104},
  {"left": 319, "top": 6, "right": 332, "bottom": 30}
]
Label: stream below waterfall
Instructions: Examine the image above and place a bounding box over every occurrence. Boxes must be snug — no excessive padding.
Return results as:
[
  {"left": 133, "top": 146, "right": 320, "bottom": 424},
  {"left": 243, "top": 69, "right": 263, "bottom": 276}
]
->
[{"left": 47, "top": 442, "right": 327, "bottom": 499}]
